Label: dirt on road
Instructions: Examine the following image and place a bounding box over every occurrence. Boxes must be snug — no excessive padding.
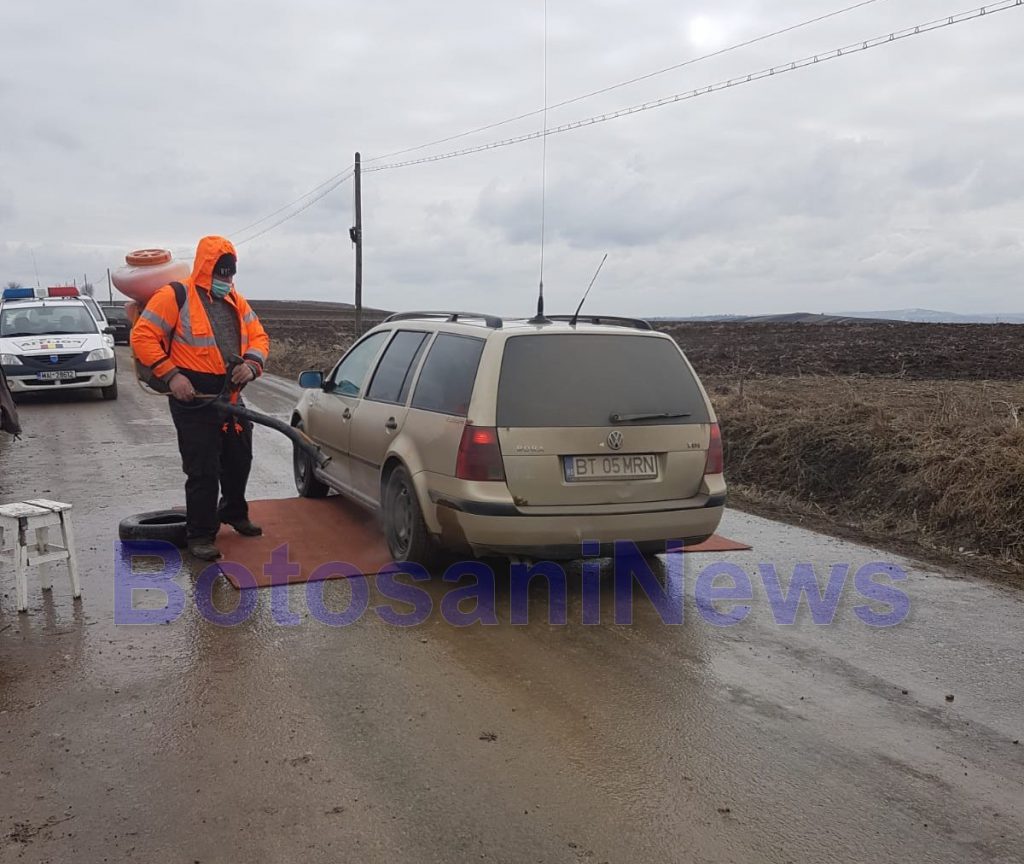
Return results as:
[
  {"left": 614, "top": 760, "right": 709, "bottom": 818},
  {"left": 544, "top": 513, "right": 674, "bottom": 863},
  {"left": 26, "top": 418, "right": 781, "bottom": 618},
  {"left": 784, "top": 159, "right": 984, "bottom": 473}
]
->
[{"left": 1, "top": 355, "right": 1022, "bottom": 863}]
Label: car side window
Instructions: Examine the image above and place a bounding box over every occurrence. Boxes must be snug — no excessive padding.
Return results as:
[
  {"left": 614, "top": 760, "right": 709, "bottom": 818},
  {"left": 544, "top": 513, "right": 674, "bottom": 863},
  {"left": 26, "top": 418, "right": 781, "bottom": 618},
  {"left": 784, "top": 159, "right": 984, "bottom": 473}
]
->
[
  {"left": 411, "top": 333, "right": 485, "bottom": 417},
  {"left": 328, "top": 331, "right": 389, "bottom": 398},
  {"left": 83, "top": 298, "right": 104, "bottom": 322},
  {"left": 366, "top": 331, "right": 428, "bottom": 405}
]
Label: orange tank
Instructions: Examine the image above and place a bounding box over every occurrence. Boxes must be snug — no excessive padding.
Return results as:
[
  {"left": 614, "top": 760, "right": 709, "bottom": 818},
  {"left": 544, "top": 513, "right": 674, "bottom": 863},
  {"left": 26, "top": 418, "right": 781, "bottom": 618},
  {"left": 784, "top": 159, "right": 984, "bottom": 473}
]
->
[{"left": 112, "top": 249, "right": 190, "bottom": 304}]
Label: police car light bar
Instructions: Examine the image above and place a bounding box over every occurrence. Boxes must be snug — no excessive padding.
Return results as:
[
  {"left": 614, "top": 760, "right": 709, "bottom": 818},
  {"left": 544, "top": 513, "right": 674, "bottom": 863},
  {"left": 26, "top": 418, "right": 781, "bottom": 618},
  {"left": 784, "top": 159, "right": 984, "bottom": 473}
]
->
[
  {"left": 2, "top": 287, "right": 35, "bottom": 300},
  {"left": 47, "top": 285, "right": 79, "bottom": 297}
]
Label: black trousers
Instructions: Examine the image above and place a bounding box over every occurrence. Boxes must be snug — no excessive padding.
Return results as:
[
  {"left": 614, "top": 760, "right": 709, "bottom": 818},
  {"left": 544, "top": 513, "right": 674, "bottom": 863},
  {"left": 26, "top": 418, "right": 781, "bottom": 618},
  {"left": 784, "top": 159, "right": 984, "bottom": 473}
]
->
[{"left": 170, "top": 396, "right": 253, "bottom": 542}]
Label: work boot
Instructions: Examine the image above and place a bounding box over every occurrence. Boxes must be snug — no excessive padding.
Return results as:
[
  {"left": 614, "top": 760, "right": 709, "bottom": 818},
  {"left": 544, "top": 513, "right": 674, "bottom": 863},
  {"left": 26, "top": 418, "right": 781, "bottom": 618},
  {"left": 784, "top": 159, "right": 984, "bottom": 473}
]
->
[
  {"left": 223, "top": 518, "right": 263, "bottom": 537},
  {"left": 187, "top": 539, "right": 223, "bottom": 561}
]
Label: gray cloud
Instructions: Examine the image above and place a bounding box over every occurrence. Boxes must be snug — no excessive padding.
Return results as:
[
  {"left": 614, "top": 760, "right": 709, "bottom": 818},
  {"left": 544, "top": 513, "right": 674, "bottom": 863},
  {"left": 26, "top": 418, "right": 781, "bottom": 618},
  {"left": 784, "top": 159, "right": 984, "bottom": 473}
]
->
[{"left": 1, "top": 0, "right": 1022, "bottom": 316}]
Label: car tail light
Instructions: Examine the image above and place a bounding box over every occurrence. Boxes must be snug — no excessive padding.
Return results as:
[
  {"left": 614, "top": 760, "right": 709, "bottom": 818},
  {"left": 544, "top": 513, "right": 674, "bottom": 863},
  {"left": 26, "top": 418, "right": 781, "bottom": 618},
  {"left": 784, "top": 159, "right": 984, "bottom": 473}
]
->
[
  {"left": 456, "top": 426, "right": 506, "bottom": 481},
  {"left": 705, "top": 422, "right": 724, "bottom": 475},
  {"left": 47, "top": 285, "right": 79, "bottom": 297}
]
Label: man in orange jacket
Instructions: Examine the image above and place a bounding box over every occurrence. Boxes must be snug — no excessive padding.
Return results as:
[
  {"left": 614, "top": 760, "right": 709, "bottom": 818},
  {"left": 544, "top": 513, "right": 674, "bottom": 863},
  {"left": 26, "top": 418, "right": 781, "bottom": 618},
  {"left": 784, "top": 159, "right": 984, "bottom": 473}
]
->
[{"left": 131, "top": 236, "right": 270, "bottom": 561}]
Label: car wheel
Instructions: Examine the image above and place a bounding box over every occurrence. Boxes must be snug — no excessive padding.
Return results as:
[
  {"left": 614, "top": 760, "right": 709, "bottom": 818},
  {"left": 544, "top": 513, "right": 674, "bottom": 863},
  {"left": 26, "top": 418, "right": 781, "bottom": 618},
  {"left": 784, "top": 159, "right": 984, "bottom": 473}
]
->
[
  {"left": 101, "top": 380, "right": 118, "bottom": 400},
  {"left": 118, "top": 509, "right": 187, "bottom": 547},
  {"left": 383, "top": 466, "right": 436, "bottom": 566},
  {"left": 293, "top": 419, "right": 329, "bottom": 498}
]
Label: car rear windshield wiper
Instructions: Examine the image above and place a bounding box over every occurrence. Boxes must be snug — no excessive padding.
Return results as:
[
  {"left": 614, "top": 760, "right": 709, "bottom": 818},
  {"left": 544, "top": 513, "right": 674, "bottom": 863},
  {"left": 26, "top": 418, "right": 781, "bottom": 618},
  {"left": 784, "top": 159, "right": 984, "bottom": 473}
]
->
[{"left": 610, "top": 411, "right": 691, "bottom": 423}]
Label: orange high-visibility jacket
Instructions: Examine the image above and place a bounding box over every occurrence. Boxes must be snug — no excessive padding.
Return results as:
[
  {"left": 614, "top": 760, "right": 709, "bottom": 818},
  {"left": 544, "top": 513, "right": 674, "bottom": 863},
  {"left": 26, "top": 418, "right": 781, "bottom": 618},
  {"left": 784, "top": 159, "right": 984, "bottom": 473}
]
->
[{"left": 131, "top": 236, "right": 269, "bottom": 383}]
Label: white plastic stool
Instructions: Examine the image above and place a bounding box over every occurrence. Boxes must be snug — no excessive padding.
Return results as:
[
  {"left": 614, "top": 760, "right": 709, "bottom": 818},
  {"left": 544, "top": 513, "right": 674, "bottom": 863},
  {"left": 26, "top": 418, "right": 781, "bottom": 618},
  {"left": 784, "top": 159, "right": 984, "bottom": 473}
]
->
[{"left": 0, "top": 499, "right": 81, "bottom": 613}]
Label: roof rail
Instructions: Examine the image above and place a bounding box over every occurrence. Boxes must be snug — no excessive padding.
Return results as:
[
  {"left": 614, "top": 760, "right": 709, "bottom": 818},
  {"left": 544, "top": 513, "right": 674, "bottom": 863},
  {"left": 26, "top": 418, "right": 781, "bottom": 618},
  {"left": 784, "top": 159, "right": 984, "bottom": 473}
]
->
[
  {"left": 384, "top": 310, "right": 503, "bottom": 329},
  {"left": 544, "top": 314, "right": 653, "bottom": 331}
]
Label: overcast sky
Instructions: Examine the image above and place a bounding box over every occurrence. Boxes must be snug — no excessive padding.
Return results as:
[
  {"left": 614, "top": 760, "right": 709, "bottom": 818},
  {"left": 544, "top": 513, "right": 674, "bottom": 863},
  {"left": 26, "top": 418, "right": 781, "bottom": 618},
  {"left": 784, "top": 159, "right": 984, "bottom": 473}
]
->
[{"left": 2, "top": 0, "right": 1023, "bottom": 316}]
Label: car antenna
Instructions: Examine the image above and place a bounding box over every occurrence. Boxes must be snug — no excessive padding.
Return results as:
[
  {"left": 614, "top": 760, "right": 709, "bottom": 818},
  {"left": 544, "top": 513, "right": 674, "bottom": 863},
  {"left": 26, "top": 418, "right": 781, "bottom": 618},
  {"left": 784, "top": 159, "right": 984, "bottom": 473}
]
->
[
  {"left": 569, "top": 253, "right": 608, "bottom": 327},
  {"left": 528, "top": 0, "right": 552, "bottom": 326},
  {"left": 528, "top": 279, "right": 550, "bottom": 324}
]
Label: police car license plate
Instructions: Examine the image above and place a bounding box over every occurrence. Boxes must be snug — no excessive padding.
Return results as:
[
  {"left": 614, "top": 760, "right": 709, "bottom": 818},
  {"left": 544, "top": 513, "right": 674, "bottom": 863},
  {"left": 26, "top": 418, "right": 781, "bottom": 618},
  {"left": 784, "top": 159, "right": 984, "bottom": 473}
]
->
[
  {"left": 37, "top": 371, "right": 75, "bottom": 380},
  {"left": 563, "top": 454, "right": 659, "bottom": 482}
]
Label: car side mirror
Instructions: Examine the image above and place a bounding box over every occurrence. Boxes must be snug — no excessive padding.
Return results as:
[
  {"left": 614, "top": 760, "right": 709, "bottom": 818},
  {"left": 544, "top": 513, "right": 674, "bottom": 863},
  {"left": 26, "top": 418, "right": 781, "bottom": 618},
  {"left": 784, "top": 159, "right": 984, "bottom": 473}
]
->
[
  {"left": 103, "top": 326, "right": 116, "bottom": 334},
  {"left": 298, "top": 370, "right": 324, "bottom": 389}
]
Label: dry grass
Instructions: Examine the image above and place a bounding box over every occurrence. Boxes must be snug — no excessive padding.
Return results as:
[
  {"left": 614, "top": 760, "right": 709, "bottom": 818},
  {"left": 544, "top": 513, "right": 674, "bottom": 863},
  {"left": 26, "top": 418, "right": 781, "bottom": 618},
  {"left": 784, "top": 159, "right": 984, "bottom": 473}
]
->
[
  {"left": 709, "top": 375, "right": 1024, "bottom": 573},
  {"left": 266, "top": 335, "right": 355, "bottom": 381}
]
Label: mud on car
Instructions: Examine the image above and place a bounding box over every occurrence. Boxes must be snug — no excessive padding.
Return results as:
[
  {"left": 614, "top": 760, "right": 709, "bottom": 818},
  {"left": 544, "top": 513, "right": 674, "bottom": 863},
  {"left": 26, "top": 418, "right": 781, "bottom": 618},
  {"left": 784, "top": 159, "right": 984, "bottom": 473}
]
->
[{"left": 290, "top": 311, "right": 725, "bottom": 564}]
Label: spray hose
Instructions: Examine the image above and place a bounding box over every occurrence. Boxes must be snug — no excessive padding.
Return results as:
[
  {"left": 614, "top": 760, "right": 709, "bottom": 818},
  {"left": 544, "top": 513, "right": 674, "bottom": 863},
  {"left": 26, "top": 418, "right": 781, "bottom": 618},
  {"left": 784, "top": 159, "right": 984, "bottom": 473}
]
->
[
  {"left": 216, "top": 400, "right": 331, "bottom": 470},
  {"left": 135, "top": 352, "right": 331, "bottom": 470}
]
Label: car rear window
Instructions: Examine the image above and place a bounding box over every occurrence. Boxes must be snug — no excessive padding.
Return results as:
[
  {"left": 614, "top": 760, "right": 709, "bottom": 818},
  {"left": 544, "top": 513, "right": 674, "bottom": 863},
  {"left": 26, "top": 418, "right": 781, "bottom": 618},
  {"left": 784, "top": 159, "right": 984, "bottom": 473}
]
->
[
  {"left": 411, "top": 333, "right": 485, "bottom": 417},
  {"left": 366, "top": 331, "right": 429, "bottom": 404},
  {"left": 497, "top": 333, "right": 710, "bottom": 427}
]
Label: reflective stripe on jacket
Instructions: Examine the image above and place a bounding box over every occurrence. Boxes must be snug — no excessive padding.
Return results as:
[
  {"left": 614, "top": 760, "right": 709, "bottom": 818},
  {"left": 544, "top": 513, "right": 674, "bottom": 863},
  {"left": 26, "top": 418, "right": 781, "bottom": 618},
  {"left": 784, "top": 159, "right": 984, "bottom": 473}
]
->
[{"left": 130, "top": 235, "right": 270, "bottom": 382}]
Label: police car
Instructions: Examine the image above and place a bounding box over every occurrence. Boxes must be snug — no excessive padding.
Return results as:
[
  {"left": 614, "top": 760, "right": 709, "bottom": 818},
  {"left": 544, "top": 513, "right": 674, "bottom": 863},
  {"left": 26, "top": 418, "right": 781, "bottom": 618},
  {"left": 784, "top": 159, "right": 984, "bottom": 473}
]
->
[{"left": 0, "top": 286, "right": 118, "bottom": 400}]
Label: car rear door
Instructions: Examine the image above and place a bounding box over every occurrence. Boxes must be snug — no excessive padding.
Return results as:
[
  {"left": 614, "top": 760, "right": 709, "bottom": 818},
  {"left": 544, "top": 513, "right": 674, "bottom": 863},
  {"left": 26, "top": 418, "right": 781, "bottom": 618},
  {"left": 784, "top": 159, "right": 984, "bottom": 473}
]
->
[
  {"left": 495, "top": 333, "right": 712, "bottom": 508},
  {"left": 347, "top": 330, "right": 430, "bottom": 505}
]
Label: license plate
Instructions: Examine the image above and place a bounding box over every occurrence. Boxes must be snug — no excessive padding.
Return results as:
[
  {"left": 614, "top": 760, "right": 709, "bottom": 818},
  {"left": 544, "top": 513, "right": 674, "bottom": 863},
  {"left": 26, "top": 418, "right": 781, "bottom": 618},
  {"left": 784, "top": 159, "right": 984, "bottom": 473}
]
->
[
  {"left": 36, "top": 371, "right": 75, "bottom": 380},
  {"left": 563, "top": 454, "right": 659, "bottom": 482}
]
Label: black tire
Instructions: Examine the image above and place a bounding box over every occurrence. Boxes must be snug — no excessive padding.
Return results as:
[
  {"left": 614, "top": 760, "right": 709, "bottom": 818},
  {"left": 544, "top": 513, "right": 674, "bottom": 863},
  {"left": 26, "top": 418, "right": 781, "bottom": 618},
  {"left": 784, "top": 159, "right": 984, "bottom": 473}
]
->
[
  {"left": 383, "top": 466, "right": 436, "bottom": 566},
  {"left": 293, "top": 419, "right": 329, "bottom": 498},
  {"left": 101, "top": 379, "right": 118, "bottom": 400},
  {"left": 119, "top": 509, "right": 187, "bottom": 547}
]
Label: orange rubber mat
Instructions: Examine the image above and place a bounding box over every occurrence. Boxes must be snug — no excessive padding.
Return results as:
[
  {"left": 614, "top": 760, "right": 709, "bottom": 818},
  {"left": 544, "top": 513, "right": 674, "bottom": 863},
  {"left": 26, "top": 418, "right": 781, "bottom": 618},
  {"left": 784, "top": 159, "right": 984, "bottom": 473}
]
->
[{"left": 214, "top": 496, "right": 751, "bottom": 589}]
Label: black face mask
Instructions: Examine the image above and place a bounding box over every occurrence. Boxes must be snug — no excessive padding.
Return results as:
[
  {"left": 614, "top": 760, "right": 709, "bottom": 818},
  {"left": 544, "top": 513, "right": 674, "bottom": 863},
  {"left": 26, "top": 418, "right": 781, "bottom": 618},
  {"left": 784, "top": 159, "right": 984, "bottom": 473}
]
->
[{"left": 213, "top": 254, "right": 237, "bottom": 280}]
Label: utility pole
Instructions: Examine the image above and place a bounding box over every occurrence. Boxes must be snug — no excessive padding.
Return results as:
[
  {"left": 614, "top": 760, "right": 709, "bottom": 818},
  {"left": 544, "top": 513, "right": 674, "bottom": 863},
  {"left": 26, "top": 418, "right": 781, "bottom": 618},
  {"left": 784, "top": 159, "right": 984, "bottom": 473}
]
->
[
  {"left": 351, "top": 151, "right": 363, "bottom": 338},
  {"left": 106, "top": 268, "right": 113, "bottom": 303}
]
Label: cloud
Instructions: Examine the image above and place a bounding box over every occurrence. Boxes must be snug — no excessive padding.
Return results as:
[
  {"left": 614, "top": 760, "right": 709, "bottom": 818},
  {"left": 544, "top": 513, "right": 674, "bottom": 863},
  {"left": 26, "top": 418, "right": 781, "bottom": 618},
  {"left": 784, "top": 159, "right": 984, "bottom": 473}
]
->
[{"left": 1, "top": 0, "right": 1023, "bottom": 315}]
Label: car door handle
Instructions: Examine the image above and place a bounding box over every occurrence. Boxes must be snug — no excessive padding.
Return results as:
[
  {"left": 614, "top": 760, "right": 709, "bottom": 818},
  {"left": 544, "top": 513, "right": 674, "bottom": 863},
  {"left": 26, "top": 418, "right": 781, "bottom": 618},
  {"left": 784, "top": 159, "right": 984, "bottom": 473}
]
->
[
  {"left": 342, "top": 408, "right": 352, "bottom": 420},
  {"left": 385, "top": 417, "right": 398, "bottom": 431}
]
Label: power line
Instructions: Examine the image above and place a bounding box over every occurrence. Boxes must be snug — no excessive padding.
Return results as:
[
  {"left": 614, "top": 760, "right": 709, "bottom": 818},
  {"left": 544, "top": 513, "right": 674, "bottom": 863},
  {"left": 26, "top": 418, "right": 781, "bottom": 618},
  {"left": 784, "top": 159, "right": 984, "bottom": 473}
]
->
[
  {"left": 227, "top": 0, "right": 890, "bottom": 241},
  {"left": 227, "top": 0, "right": 1018, "bottom": 241},
  {"left": 229, "top": 165, "right": 354, "bottom": 240},
  {"left": 366, "top": 1, "right": 1022, "bottom": 174},
  {"left": 363, "top": 0, "right": 889, "bottom": 166},
  {"left": 234, "top": 170, "right": 354, "bottom": 246}
]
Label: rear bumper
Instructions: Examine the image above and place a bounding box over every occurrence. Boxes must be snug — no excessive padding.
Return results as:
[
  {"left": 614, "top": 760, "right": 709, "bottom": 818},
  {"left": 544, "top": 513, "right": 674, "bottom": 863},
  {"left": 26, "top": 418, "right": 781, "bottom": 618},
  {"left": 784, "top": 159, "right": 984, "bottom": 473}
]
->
[{"left": 435, "top": 500, "right": 725, "bottom": 559}]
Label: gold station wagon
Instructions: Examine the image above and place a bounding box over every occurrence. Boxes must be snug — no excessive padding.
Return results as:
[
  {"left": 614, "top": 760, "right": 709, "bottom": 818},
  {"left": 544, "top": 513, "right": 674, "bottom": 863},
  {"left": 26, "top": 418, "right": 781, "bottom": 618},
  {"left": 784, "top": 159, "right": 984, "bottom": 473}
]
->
[{"left": 291, "top": 311, "right": 725, "bottom": 564}]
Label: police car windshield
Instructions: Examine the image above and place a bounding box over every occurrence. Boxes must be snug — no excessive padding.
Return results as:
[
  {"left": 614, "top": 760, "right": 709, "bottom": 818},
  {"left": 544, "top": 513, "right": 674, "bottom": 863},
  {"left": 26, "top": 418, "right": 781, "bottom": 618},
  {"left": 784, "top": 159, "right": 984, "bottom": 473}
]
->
[{"left": 0, "top": 304, "right": 99, "bottom": 337}]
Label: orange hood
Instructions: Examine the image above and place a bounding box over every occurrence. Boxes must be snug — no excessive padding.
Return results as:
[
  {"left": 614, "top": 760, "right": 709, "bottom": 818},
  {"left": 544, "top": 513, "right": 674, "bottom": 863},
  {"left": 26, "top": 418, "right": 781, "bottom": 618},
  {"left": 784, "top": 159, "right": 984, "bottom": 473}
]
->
[{"left": 190, "top": 235, "right": 238, "bottom": 292}]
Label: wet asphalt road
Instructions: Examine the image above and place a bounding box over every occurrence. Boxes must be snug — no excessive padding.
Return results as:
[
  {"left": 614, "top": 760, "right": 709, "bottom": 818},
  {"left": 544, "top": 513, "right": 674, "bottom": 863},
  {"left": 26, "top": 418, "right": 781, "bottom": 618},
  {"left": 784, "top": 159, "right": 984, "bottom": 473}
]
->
[{"left": 1, "top": 350, "right": 1022, "bottom": 863}]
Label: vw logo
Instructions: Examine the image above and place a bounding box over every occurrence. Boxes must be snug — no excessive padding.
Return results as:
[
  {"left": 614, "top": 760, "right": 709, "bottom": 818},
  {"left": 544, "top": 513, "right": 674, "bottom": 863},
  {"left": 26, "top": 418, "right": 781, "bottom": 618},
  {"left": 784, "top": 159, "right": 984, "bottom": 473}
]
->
[
  {"left": 49, "top": 355, "right": 59, "bottom": 364},
  {"left": 607, "top": 430, "right": 624, "bottom": 451}
]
